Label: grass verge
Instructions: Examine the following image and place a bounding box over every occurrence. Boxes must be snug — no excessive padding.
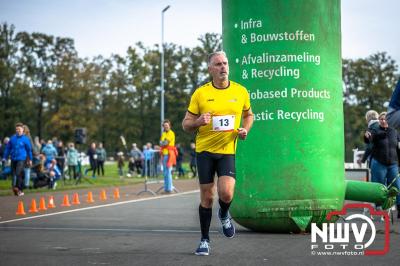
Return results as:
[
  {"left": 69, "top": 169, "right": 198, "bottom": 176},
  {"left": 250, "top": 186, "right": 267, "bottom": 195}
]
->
[{"left": 0, "top": 162, "right": 194, "bottom": 196}]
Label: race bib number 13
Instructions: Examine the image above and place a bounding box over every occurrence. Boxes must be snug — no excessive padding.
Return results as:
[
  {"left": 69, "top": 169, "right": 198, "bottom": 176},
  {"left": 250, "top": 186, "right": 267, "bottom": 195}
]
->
[{"left": 212, "top": 115, "right": 235, "bottom": 131}]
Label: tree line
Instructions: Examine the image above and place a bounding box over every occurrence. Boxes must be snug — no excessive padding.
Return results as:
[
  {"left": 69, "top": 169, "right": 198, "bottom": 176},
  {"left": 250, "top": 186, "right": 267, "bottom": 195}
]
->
[
  {"left": 0, "top": 23, "right": 222, "bottom": 154},
  {"left": 1, "top": 22, "right": 399, "bottom": 160}
]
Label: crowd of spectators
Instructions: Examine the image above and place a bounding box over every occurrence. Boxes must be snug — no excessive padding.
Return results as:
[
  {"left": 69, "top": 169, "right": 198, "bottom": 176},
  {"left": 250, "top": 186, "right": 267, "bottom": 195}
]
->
[
  {"left": 0, "top": 124, "right": 112, "bottom": 195},
  {"left": 0, "top": 125, "right": 197, "bottom": 196}
]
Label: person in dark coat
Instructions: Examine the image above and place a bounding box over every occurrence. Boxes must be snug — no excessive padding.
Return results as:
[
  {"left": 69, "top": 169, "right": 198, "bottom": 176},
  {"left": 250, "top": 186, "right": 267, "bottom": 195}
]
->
[
  {"left": 366, "top": 112, "right": 400, "bottom": 218},
  {"left": 85, "top": 142, "right": 97, "bottom": 178}
]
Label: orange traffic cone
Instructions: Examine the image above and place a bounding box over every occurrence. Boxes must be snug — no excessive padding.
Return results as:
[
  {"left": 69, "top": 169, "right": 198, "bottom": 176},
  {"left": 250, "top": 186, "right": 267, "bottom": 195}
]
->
[
  {"left": 61, "top": 194, "right": 71, "bottom": 207},
  {"left": 39, "top": 197, "right": 47, "bottom": 211},
  {"left": 48, "top": 196, "right": 56, "bottom": 208},
  {"left": 29, "top": 199, "right": 39, "bottom": 213},
  {"left": 16, "top": 201, "right": 26, "bottom": 215},
  {"left": 100, "top": 189, "right": 107, "bottom": 201},
  {"left": 72, "top": 193, "right": 80, "bottom": 205},
  {"left": 113, "top": 188, "right": 120, "bottom": 199},
  {"left": 87, "top": 191, "right": 95, "bottom": 203}
]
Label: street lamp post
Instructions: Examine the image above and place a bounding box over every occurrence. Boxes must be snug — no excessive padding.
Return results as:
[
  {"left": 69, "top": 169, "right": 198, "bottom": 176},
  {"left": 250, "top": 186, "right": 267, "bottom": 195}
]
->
[{"left": 161, "top": 5, "right": 170, "bottom": 133}]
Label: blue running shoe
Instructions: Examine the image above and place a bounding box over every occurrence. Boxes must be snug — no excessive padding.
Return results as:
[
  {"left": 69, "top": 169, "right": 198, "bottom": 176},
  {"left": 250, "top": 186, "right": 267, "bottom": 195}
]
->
[
  {"left": 218, "top": 209, "right": 235, "bottom": 238},
  {"left": 194, "top": 239, "right": 210, "bottom": 256}
]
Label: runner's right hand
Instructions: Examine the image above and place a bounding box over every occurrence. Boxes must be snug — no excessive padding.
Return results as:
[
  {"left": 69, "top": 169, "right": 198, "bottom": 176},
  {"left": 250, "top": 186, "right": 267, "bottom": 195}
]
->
[{"left": 196, "top": 112, "right": 211, "bottom": 126}]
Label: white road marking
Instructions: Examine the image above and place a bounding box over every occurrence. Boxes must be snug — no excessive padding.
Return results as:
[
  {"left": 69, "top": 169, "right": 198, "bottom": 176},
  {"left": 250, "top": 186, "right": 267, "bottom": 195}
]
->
[{"left": 0, "top": 226, "right": 218, "bottom": 234}]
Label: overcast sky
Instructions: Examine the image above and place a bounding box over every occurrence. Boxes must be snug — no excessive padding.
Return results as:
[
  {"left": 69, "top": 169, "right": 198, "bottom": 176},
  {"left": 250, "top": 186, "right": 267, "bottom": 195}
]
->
[{"left": 1, "top": 0, "right": 399, "bottom": 66}]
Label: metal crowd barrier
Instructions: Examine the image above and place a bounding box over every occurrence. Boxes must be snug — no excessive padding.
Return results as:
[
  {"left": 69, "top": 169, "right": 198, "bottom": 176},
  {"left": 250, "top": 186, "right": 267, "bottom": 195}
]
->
[
  {"left": 137, "top": 150, "right": 162, "bottom": 196},
  {"left": 137, "top": 150, "right": 179, "bottom": 195}
]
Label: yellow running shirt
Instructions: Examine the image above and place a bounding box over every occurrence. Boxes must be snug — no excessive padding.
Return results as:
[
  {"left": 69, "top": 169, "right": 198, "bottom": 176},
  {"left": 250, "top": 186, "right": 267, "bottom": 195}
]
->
[
  {"left": 160, "top": 130, "right": 175, "bottom": 155},
  {"left": 188, "top": 81, "right": 251, "bottom": 154}
]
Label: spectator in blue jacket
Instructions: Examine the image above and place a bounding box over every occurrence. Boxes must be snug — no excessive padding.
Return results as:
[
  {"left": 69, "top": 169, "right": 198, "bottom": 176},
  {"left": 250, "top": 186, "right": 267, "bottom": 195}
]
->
[
  {"left": 2, "top": 122, "right": 33, "bottom": 196},
  {"left": 0, "top": 137, "right": 10, "bottom": 159},
  {"left": 143, "top": 142, "right": 154, "bottom": 177},
  {"left": 45, "top": 158, "right": 61, "bottom": 189},
  {"left": 0, "top": 137, "right": 10, "bottom": 178},
  {"left": 41, "top": 140, "right": 58, "bottom": 163}
]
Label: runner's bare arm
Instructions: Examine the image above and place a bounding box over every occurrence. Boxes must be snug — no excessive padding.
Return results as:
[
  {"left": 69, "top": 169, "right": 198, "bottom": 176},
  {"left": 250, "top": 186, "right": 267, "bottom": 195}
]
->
[
  {"left": 182, "top": 111, "right": 211, "bottom": 133},
  {"left": 238, "top": 108, "right": 254, "bottom": 140}
]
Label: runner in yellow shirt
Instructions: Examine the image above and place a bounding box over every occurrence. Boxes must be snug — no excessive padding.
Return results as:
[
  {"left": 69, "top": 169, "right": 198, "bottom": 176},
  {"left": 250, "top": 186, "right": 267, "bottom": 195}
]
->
[
  {"left": 160, "top": 120, "right": 176, "bottom": 192},
  {"left": 182, "top": 51, "right": 254, "bottom": 256}
]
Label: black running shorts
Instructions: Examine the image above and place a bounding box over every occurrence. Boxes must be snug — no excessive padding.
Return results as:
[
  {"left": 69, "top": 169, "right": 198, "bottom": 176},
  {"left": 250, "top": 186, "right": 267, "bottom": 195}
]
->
[{"left": 196, "top": 151, "right": 236, "bottom": 184}]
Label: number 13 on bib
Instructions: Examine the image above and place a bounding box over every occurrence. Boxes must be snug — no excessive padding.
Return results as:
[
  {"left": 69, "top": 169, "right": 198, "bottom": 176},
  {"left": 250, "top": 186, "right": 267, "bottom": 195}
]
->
[{"left": 212, "top": 115, "right": 235, "bottom": 132}]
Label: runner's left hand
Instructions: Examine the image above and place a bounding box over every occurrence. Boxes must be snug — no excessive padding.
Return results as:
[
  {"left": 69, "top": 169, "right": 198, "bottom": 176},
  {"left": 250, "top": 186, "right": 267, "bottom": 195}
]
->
[{"left": 238, "top": 128, "right": 248, "bottom": 140}]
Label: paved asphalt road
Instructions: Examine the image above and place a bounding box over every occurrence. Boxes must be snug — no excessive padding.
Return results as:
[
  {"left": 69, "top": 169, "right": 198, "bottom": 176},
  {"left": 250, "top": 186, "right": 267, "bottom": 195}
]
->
[{"left": 0, "top": 191, "right": 399, "bottom": 266}]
